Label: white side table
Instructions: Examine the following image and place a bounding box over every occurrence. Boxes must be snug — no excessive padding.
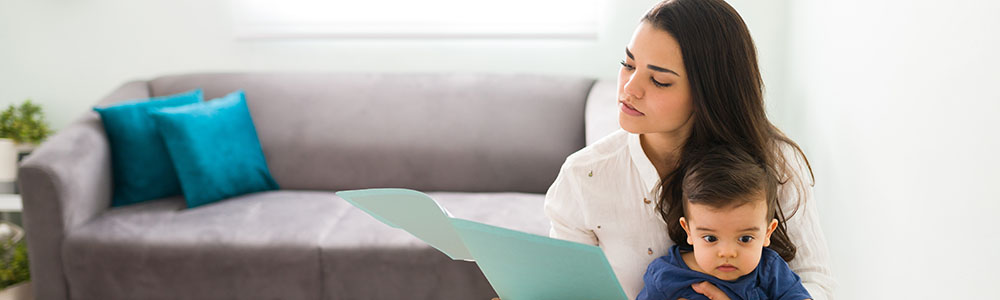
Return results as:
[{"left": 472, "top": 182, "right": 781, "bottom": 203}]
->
[{"left": 0, "top": 194, "right": 22, "bottom": 222}]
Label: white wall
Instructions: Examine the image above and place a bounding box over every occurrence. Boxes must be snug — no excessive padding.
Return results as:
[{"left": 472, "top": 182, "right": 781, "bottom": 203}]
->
[
  {"left": 0, "top": 0, "right": 792, "bottom": 131},
  {"left": 0, "top": 0, "right": 651, "bottom": 129},
  {"left": 784, "top": 0, "right": 1000, "bottom": 298}
]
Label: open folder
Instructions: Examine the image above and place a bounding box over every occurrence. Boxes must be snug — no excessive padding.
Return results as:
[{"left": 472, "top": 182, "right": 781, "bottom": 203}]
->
[{"left": 336, "top": 188, "right": 629, "bottom": 300}]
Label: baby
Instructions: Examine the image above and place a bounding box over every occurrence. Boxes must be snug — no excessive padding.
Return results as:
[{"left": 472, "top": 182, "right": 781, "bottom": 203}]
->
[{"left": 637, "top": 144, "right": 811, "bottom": 300}]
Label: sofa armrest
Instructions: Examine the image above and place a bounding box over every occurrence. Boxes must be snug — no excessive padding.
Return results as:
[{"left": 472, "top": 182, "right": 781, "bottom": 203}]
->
[
  {"left": 18, "top": 80, "right": 149, "bottom": 300},
  {"left": 585, "top": 79, "right": 620, "bottom": 145}
]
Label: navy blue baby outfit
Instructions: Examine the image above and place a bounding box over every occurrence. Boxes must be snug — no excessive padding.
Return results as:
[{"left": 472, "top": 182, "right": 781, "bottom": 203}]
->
[{"left": 636, "top": 245, "right": 811, "bottom": 300}]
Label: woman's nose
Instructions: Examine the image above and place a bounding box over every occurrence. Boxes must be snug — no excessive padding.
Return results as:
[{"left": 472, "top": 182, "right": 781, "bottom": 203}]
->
[{"left": 622, "top": 73, "right": 644, "bottom": 100}]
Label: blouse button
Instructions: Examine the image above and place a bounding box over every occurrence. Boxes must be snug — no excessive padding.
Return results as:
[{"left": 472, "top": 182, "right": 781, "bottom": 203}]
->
[
  {"left": 647, "top": 248, "right": 654, "bottom": 255},
  {"left": 643, "top": 198, "right": 651, "bottom": 204}
]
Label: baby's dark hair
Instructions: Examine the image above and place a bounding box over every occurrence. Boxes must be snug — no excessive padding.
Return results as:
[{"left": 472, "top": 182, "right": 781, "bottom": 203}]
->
[{"left": 666, "top": 143, "right": 797, "bottom": 261}]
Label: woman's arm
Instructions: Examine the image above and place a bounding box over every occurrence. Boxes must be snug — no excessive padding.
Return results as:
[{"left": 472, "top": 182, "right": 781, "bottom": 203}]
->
[
  {"left": 543, "top": 159, "right": 599, "bottom": 245},
  {"left": 779, "top": 146, "right": 837, "bottom": 300}
]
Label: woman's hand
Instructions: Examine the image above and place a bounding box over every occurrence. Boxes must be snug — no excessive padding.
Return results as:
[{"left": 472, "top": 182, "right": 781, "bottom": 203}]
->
[
  {"left": 691, "top": 281, "right": 732, "bottom": 300},
  {"left": 492, "top": 283, "right": 740, "bottom": 300}
]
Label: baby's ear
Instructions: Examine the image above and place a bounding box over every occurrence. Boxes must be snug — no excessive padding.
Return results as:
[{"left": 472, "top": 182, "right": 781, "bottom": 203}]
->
[
  {"left": 680, "top": 217, "right": 693, "bottom": 245},
  {"left": 763, "top": 219, "right": 778, "bottom": 247}
]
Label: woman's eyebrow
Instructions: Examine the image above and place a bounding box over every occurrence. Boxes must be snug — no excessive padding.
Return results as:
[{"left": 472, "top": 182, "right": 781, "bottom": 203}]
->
[
  {"left": 647, "top": 64, "right": 679, "bottom": 76},
  {"left": 625, "top": 47, "right": 680, "bottom": 76}
]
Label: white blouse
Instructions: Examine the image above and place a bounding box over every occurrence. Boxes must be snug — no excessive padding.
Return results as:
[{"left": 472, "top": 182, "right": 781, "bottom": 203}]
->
[{"left": 544, "top": 129, "right": 836, "bottom": 300}]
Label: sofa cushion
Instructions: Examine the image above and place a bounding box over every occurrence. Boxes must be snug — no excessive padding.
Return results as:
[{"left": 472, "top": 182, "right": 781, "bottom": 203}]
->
[
  {"left": 62, "top": 190, "right": 551, "bottom": 300},
  {"left": 320, "top": 191, "right": 551, "bottom": 299},
  {"left": 92, "top": 89, "right": 203, "bottom": 207},
  {"left": 147, "top": 73, "right": 594, "bottom": 194},
  {"left": 61, "top": 191, "right": 345, "bottom": 300},
  {"left": 150, "top": 90, "right": 280, "bottom": 208}
]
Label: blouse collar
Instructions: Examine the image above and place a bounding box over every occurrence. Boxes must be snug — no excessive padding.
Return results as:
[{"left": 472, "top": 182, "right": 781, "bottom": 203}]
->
[{"left": 627, "top": 132, "right": 663, "bottom": 196}]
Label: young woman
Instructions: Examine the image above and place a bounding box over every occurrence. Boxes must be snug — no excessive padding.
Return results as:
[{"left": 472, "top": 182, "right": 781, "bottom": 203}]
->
[{"left": 543, "top": 0, "right": 834, "bottom": 299}]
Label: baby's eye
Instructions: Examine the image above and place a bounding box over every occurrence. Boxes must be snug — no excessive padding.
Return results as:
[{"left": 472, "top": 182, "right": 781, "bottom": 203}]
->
[
  {"left": 702, "top": 235, "right": 718, "bottom": 243},
  {"left": 738, "top": 236, "right": 754, "bottom": 243}
]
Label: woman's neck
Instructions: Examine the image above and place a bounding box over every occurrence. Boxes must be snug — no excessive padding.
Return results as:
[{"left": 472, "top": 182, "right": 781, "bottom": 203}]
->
[{"left": 640, "top": 130, "right": 690, "bottom": 178}]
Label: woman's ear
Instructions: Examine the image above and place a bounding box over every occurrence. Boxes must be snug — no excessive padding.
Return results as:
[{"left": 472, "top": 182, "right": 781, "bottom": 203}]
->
[
  {"left": 763, "top": 219, "right": 778, "bottom": 247},
  {"left": 680, "top": 217, "right": 693, "bottom": 245}
]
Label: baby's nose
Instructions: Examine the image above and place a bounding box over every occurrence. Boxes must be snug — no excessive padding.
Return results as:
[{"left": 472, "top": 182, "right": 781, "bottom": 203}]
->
[{"left": 717, "top": 247, "right": 738, "bottom": 258}]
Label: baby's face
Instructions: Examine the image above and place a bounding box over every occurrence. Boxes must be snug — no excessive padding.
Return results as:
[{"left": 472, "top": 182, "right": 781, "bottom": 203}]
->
[{"left": 680, "top": 197, "right": 777, "bottom": 281}]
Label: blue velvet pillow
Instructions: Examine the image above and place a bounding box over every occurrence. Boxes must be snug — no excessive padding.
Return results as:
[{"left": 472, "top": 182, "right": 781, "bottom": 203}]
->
[
  {"left": 93, "top": 89, "right": 203, "bottom": 207},
  {"left": 149, "top": 90, "right": 279, "bottom": 208}
]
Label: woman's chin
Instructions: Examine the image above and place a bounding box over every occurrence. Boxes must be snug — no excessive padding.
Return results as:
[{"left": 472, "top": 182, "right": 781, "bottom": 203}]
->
[{"left": 618, "top": 116, "right": 644, "bottom": 134}]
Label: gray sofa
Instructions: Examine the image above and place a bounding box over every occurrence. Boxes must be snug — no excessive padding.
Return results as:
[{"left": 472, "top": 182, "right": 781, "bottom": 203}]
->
[{"left": 18, "top": 73, "right": 619, "bottom": 300}]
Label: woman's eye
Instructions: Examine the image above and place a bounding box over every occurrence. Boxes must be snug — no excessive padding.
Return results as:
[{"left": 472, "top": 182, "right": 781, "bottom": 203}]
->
[
  {"left": 702, "top": 235, "right": 718, "bottom": 243},
  {"left": 619, "top": 60, "right": 635, "bottom": 71},
  {"left": 739, "top": 236, "right": 754, "bottom": 243},
  {"left": 651, "top": 78, "right": 672, "bottom": 87}
]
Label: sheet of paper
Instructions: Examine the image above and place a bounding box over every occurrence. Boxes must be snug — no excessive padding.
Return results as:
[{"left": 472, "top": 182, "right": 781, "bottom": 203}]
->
[
  {"left": 450, "top": 218, "right": 628, "bottom": 300},
  {"left": 338, "top": 188, "right": 627, "bottom": 299},
  {"left": 336, "top": 188, "right": 474, "bottom": 261}
]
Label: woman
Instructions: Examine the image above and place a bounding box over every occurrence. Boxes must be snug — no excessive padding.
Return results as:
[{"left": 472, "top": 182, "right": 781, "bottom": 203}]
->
[{"left": 544, "top": 0, "right": 834, "bottom": 299}]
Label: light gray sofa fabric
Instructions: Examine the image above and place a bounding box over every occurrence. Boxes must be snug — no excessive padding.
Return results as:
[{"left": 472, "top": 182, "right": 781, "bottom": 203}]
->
[
  {"left": 62, "top": 191, "right": 340, "bottom": 300},
  {"left": 319, "top": 192, "right": 550, "bottom": 299},
  {"left": 18, "top": 80, "right": 149, "bottom": 300},
  {"left": 147, "top": 73, "right": 594, "bottom": 194},
  {"left": 60, "top": 191, "right": 549, "bottom": 300},
  {"left": 585, "top": 79, "right": 621, "bottom": 145},
  {"left": 20, "top": 73, "right": 594, "bottom": 300}
]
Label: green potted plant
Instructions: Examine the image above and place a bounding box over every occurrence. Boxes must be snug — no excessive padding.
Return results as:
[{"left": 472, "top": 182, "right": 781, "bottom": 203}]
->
[
  {"left": 0, "top": 221, "right": 29, "bottom": 300},
  {"left": 0, "top": 100, "right": 45, "bottom": 299},
  {"left": 0, "top": 100, "right": 52, "bottom": 191},
  {"left": 0, "top": 100, "right": 52, "bottom": 147}
]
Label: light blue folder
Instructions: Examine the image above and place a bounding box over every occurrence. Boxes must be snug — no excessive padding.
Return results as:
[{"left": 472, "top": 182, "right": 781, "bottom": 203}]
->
[{"left": 336, "top": 188, "right": 628, "bottom": 300}]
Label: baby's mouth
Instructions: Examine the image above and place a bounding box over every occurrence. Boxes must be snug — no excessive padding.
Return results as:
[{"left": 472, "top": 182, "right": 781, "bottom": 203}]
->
[{"left": 716, "top": 264, "right": 738, "bottom": 272}]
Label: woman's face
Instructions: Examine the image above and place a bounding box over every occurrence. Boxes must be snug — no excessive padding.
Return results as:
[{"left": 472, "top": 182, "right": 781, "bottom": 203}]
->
[{"left": 617, "top": 21, "right": 694, "bottom": 136}]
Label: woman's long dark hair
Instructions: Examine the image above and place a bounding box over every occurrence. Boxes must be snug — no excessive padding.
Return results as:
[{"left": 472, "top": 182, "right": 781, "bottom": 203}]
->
[{"left": 645, "top": 0, "right": 813, "bottom": 262}]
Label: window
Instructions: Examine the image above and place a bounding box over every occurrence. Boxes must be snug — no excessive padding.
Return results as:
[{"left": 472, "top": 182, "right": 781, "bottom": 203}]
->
[{"left": 232, "top": 0, "right": 600, "bottom": 39}]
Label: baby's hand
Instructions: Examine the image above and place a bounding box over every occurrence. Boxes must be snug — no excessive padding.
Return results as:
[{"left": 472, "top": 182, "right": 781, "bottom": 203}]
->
[{"left": 691, "top": 281, "right": 732, "bottom": 300}]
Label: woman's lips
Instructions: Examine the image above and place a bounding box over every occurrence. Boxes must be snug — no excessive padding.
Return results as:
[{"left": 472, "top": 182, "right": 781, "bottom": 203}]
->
[{"left": 620, "top": 101, "right": 644, "bottom": 116}]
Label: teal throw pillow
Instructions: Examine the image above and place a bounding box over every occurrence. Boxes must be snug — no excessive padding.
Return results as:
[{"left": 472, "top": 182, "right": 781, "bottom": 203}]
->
[
  {"left": 93, "top": 89, "right": 203, "bottom": 207},
  {"left": 150, "top": 90, "right": 279, "bottom": 208}
]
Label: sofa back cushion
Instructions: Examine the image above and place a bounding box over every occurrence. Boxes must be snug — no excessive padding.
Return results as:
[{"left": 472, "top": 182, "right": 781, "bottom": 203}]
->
[{"left": 147, "top": 73, "right": 593, "bottom": 194}]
